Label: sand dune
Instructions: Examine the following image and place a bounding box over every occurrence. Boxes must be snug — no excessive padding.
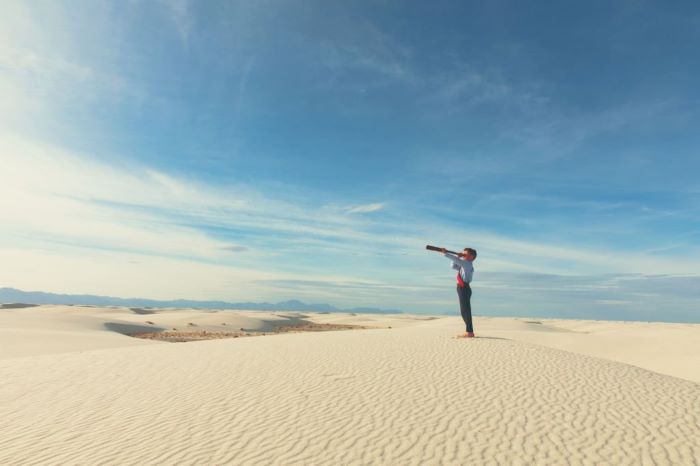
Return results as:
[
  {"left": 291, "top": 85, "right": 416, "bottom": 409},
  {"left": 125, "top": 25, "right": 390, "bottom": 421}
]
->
[
  {"left": 0, "top": 306, "right": 698, "bottom": 464},
  {"left": 0, "top": 305, "right": 367, "bottom": 359}
]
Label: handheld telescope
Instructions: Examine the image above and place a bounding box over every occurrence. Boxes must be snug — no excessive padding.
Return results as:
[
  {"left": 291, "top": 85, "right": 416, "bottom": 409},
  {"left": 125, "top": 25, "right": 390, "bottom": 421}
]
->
[{"left": 426, "top": 245, "right": 462, "bottom": 255}]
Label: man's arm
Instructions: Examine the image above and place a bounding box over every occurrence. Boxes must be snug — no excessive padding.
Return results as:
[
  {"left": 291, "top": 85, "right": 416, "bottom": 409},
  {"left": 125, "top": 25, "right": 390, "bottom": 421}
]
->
[{"left": 443, "top": 252, "right": 468, "bottom": 268}]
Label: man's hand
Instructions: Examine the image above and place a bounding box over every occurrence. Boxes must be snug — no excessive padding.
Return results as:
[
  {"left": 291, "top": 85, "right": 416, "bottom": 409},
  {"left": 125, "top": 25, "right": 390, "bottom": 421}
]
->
[{"left": 440, "top": 247, "right": 446, "bottom": 253}]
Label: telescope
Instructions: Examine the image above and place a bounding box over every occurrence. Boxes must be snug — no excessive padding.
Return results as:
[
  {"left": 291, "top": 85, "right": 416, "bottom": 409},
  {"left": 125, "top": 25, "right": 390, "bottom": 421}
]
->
[{"left": 426, "top": 245, "right": 462, "bottom": 255}]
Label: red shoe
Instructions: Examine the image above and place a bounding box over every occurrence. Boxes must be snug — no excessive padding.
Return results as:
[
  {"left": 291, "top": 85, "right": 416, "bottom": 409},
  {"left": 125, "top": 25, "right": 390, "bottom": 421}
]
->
[{"left": 466, "top": 332, "right": 475, "bottom": 338}]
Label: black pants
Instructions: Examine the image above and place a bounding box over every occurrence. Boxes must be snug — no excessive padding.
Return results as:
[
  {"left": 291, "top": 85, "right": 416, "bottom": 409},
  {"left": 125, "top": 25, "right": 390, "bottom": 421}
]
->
[{"left": 457, "top": 284, "right": 473, "bottom": 333}]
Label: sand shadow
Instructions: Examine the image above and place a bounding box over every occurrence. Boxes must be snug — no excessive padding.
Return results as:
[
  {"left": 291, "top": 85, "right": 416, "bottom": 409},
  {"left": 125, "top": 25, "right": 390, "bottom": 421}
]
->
[
  {"left": 1, "top": 303, "right": 40, "bottom": 309},
  {"left": 453, "top": 335, "right": 510, "bottom": 341},
  {"left": 243, "top": 316, "right": 316, "bottom": 333},
  {"left": 104, "top": 322, "right": 166, "bottom": 335}
]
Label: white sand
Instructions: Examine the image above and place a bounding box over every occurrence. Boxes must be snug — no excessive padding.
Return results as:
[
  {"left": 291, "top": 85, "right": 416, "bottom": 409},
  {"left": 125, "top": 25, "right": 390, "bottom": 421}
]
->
[
  {"left": 0, "top": 306, "right": 698, "bottom": 465},
  {"left": 0, "top": 305, "right": 331, "bottom": 358}
]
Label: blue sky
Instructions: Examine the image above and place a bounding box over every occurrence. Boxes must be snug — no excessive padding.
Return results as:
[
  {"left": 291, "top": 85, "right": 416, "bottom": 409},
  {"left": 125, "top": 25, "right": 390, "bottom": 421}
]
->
[{"left": 1, "top": 1, "right": 699, "bottom": 322}]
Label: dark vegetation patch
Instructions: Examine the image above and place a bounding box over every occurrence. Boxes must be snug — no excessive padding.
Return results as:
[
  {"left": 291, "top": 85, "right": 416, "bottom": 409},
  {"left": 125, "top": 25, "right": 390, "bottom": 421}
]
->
[
  {"left": 130, "top": 323, "right": 371, "bottom": 343},
  {"left": 1, "top": 303, "right": 40, "bottom": 309}
]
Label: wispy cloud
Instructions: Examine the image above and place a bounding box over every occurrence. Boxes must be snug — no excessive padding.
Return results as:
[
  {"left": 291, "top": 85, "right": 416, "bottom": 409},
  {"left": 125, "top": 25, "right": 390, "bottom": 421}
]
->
[
  {"left": 0, "top": 15, "right": 144, "bottom": 133},
  {"left": 0, "top": 132, "right": 405, "bottom": 301},
  {"left": 2, "top": 128, "right": 699, "bottom": 314},
  {"left": 0, "top": 133, "right": 366, "bottom": 257},
  {"left": 316, "top": 18, "right": 416, "bottom": 92},
  {"left": 346, "top": 203, "right": 385, "bottom": 214},
  {"left": 220, "top": 245, "right": 250, "bottom": 252},
  {"left": 473, "top": 271, "right": 700, "bottom": 322},
  {"left": 503, "top": 98, "right": 685, "bottom": 162},
  {"left": 157, "top": 0, "right": 193, "bottom": 49}
]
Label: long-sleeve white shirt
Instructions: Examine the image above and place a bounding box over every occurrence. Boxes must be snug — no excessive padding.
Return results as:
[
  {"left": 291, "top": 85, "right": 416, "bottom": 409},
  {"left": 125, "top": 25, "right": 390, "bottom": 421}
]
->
[{"left": 444, "top": 252, "right": 474, "bottom": 283}]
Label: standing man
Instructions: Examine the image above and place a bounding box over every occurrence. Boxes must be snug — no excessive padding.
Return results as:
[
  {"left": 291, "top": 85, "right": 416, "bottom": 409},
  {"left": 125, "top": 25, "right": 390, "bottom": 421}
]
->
[{"left": 441, "top": 247, "right": 477, "bottom": 338}]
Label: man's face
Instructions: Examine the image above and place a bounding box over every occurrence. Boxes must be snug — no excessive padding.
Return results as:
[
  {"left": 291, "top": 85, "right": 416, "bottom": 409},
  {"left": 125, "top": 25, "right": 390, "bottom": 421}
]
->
[{"left": 462, "top": 250, "right": 474, "bottom": 261}]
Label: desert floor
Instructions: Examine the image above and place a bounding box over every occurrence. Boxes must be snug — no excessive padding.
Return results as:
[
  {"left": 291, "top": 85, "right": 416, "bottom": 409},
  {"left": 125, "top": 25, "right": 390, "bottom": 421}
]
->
[{"left": 1, "top": 305, "right": 698, "bottom": 465}]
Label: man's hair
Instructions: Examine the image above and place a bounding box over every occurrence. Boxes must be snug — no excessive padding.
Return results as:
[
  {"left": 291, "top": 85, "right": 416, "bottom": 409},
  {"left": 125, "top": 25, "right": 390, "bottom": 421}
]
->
[{"left": 464, "top": 247, "right": 477, "bottom": 259}]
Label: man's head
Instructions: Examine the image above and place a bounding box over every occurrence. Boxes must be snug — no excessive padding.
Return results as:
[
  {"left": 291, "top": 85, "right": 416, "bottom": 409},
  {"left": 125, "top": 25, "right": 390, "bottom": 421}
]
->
[{"left": 463, "top": 248, "right": 477, "bottom": 261}]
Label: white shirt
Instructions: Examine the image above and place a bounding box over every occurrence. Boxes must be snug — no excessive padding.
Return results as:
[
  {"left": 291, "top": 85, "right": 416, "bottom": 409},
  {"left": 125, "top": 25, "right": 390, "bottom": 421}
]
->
[{"left": 444, "top": 253, "right": 474, "bottom": 283}]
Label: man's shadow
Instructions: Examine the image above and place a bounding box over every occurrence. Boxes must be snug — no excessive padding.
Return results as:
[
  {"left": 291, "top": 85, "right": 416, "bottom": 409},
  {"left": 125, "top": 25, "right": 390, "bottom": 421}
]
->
[{"left": 452, "top": 335, "right": 509, "bottom": 340}]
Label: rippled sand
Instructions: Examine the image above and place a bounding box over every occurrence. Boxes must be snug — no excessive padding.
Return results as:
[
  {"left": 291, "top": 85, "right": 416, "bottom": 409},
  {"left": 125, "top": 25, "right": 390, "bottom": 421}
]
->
[{"left": 0, "top": 306, "right": 698, "bottom": 465}]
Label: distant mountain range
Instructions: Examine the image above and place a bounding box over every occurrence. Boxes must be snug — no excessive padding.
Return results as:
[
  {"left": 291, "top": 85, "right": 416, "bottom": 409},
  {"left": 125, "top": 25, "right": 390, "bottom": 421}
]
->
[{"left": 0, "top": 287, "right": 401, "bottom": 314}]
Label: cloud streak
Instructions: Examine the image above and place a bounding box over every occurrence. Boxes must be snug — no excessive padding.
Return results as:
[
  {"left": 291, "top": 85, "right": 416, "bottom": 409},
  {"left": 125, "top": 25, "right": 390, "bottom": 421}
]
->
[
  {"left": 346, "top": 203, "right": 385, "bottom": 214},
  {"left": 2, "top": 130, "right": 699, "bottom": 318}
]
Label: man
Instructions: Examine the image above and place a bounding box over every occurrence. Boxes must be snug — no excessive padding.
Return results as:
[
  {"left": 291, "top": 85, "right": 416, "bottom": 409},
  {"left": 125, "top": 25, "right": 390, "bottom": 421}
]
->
[{"left": 441, "top": 247, "right": 477, "bottom": 338}]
